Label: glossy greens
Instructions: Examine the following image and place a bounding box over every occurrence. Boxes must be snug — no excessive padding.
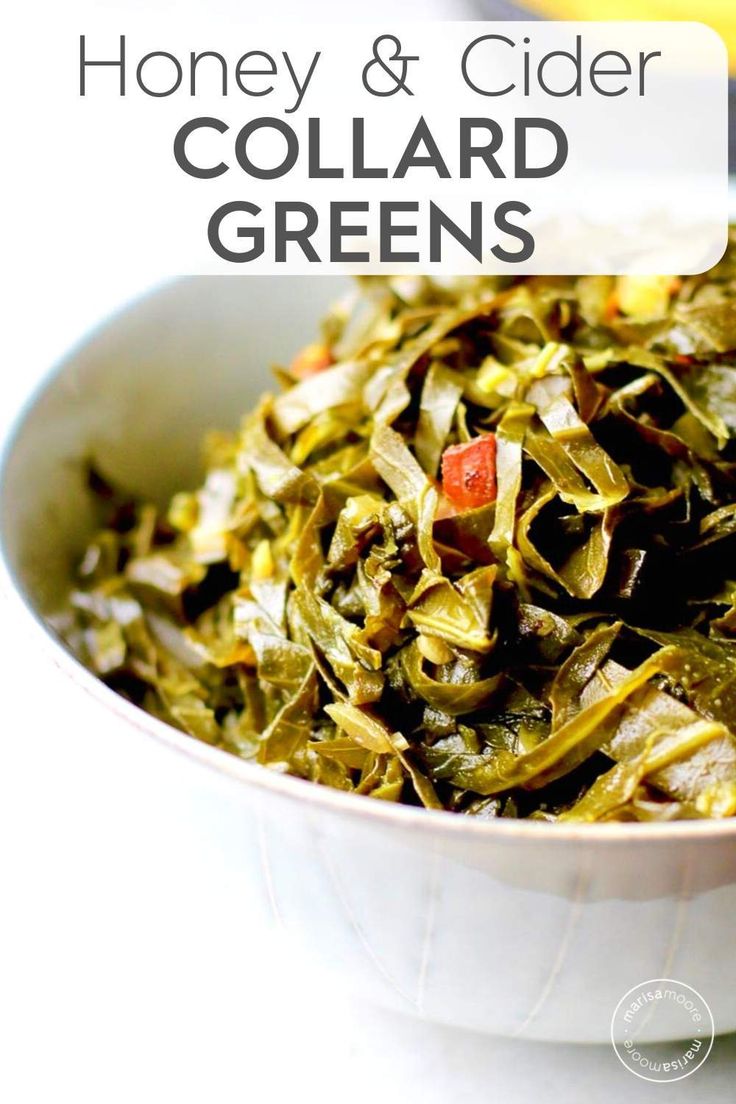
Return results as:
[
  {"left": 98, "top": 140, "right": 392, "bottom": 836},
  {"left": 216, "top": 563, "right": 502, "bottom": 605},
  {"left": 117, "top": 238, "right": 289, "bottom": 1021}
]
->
[{"left": 62, "top": 242, "right": 736, "bottom": 821}]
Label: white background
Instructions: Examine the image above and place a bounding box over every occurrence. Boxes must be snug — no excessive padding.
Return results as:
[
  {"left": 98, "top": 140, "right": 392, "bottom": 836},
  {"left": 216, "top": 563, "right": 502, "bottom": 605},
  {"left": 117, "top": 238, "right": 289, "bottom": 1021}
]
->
[{"left": 1, "top": 2, "right": 735, "bottom": 1102}]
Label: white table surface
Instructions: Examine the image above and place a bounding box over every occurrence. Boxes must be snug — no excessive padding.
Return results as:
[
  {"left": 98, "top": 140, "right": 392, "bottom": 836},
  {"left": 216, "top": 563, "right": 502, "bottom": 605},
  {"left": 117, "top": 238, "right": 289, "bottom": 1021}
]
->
[{"left": 2, "top": 1, "right": 735, "bottom": 1100}]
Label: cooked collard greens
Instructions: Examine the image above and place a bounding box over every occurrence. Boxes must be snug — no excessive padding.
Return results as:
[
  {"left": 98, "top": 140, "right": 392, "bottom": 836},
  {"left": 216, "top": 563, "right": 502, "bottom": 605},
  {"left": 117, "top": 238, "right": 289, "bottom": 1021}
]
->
[{"left": 63, "top": 239, "right": 736, "bottom": 821}]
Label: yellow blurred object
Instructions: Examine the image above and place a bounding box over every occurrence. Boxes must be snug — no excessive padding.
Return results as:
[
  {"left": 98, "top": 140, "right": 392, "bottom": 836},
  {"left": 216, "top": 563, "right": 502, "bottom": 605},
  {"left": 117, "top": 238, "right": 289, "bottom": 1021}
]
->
[
  {"left": 523, "top": 2, "right": 736, "bottom": 72},
  {"left": 251, "top": 539, "right": 274, "bottom": 580},
  {"left": 615, "top": 275, "right": 680, "bottom": 320}
]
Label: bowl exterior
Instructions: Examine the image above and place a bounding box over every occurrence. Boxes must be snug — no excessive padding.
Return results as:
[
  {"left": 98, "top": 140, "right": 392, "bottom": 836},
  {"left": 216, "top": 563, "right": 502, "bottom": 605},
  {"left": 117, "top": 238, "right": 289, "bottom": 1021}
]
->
[{"left": 239, "top": 767, "right": 736, "bottom": 1042}]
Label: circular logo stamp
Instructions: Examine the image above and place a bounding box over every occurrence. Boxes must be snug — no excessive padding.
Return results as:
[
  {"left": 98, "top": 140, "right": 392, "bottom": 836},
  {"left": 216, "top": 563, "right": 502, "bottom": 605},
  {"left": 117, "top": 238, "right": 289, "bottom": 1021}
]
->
[{"left": 611, "top": 978, "right": 715, "bottom": 1082}]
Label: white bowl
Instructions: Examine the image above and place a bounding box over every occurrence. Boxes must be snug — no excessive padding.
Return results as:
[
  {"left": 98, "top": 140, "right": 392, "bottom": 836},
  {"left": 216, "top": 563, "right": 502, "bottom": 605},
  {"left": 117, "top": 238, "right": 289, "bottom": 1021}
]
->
[{"left": 1, "top": 276, "right": 735, "bottom": 1044}]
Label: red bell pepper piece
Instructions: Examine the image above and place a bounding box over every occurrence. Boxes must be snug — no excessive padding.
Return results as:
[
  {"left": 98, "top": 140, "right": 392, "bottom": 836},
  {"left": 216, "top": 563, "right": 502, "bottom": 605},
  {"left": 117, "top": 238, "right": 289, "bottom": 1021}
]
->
[{"left": 441, "top": 434, "right": 497, "bottom": 510}]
